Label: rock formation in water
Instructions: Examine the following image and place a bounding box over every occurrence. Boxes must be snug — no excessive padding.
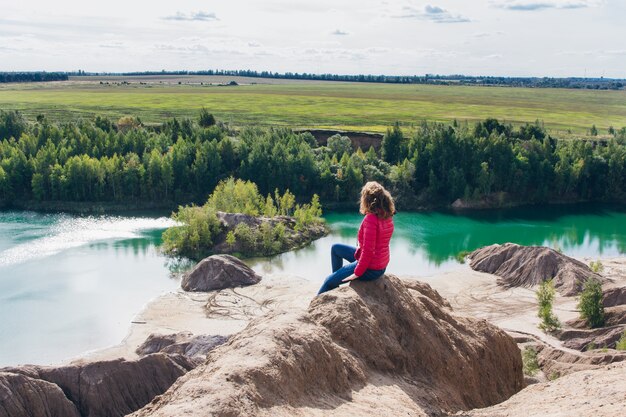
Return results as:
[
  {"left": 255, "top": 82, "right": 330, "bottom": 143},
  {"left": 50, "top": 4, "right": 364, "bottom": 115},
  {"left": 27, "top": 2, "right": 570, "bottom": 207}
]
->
[
  {"left": 181, "top": 254, "right": 261, "bottom": 291},
  {"left": 212, "top": 211, "right": 328, "bottom": 258},
  {"left": 1, "top": 353, "right": 194, "bottom": 417},
  {"left": 469, "top": 243, "right": 603, "bottom": 295},
  {"left": 461, "top": 362, "right": 626, "bottom": 417},
  {"left": 131, "top": 275, "right": 523, "bottom": 417}
]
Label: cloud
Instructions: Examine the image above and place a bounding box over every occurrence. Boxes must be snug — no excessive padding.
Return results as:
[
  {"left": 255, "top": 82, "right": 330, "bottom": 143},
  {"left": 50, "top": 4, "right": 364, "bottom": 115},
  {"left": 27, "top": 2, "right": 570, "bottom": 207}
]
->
[
  {"left": 331, "top": 29, "right": 350, "bottom": 36},
  {"left": 493, "top": 0, "right": 599, "bottom": 11},
  {"left": 99, "top": 42, "right": 124, "bottom": 49},
  {"left": 396, "top": 4, "right": 471, "bottom": 23},
  {"left": 473, "top": 31, "right": 505, "bottom": 38},
  {"left": 162, "top": 11, "right": 218, "bottom": 22}
]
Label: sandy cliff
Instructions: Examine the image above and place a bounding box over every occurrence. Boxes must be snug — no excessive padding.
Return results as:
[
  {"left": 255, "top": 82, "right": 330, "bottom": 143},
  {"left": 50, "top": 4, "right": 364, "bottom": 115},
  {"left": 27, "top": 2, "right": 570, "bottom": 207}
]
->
[{"left": 131, "top": 275, "right": 523, "bottom": 417}]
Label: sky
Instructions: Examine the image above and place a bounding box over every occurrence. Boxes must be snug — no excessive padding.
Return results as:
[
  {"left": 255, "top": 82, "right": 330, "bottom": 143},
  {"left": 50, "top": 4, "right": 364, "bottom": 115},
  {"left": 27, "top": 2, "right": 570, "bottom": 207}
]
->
[{"left": 0, "top": 0, "right": 625, "bottom": 77}]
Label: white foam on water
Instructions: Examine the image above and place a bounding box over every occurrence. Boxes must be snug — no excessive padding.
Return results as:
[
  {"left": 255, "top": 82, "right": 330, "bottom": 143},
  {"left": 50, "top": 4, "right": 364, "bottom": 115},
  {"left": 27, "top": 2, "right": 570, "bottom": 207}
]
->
[{"left": 0, "top": 215, "right": 177, "bottom": 267}]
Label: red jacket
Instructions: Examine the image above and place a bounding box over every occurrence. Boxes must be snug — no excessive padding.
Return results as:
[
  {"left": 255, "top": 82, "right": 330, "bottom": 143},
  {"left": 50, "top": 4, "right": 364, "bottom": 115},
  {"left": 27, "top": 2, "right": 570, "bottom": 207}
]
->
[{"left": 354, "top": 213, "right": 394, "bottom": 276}]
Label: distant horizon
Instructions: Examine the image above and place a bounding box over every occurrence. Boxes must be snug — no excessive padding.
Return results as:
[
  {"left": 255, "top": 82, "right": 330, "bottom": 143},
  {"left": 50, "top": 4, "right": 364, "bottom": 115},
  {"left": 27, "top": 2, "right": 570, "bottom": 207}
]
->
[{"left": 2, "top": 69, "right": 626, "bottom": 82}]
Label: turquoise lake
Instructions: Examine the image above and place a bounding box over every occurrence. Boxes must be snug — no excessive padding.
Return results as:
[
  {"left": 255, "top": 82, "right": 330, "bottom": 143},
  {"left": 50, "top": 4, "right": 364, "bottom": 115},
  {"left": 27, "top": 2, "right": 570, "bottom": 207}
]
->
[{"left": 1, "top": 204, "right": 626, "bottom": 366}]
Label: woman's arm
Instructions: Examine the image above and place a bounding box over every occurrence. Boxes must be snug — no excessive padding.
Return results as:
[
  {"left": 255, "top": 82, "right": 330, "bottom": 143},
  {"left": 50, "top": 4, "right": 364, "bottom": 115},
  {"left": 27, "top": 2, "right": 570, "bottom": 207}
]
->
[
  {"left": 342, "top": 274, "right": 358, "bottom": 282},
  {"left": 353, "top": 214, "right": 378, "bottom": 277}
]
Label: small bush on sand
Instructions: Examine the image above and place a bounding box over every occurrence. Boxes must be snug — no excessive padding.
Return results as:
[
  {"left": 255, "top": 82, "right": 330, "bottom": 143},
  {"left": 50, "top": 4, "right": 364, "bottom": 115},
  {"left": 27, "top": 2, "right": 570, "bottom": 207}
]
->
[
  {"left": 537, "top": 280, "right": 561, "bottom": 332},
  {"left": 589, "top": 260, "right": 604, "bottom": 273},
  {"left": 616, "top": 331, "right": 626, "bottom": 351},
  {"left": 522, "top": 346, "right": 539, "bottom": 376},
  {"left": 578, "top": 278, "right": 605, "bottom": 328}
]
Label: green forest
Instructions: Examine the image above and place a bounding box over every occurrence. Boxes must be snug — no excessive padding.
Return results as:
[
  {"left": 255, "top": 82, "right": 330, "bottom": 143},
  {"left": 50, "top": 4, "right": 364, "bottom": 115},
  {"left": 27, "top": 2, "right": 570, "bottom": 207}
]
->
[{"left": 1, "top": 109, "right": 626, "bottom": 210}]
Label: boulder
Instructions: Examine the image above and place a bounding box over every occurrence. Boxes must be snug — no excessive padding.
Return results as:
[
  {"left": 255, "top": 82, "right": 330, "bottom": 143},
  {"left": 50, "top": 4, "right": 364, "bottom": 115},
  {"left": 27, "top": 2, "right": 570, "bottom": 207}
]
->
[
  {"left": 0, "top": 372, "right": 80, "bottom": 417},
  {"left": 136, "top": 332, "right": 228, "bottom": 359},
  {"left": 469, "top": 243, "right": 602, "bottom": 295},
  {"left": 131, "top": 275, "right": 523, "bottom": 417},
  {"left": 181, "top": 254, "right": 261, "bottom": 292},
  {"left": 3, "top": 353, "right": 194, "bottom": 417}
]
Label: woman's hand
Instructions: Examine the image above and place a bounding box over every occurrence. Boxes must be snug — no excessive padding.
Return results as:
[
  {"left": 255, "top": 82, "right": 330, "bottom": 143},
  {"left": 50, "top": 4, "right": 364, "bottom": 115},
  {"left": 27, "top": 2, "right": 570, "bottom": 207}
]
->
[{"left": 342, "top": 274, "right": 359, "bottom": 282}]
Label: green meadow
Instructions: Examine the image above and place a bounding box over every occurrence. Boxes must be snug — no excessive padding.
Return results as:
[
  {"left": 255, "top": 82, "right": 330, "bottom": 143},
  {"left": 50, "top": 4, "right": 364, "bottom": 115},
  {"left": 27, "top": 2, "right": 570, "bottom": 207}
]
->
[{"left": 1, "top": 76, "right": 625, "bottom": 135}]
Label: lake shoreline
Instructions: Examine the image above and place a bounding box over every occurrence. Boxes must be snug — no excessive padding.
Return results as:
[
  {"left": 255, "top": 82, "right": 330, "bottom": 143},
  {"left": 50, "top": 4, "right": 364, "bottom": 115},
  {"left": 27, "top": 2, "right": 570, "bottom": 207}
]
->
[{"left": 4, "top": 197, "right": 626, "bottom": 217}]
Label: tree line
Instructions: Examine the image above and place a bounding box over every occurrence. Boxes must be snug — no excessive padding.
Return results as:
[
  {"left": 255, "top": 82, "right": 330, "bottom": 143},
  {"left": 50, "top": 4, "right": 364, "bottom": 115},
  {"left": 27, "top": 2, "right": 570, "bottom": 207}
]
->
[
  {"left": 1, "top": 69, "right": 621, "bottom": 90},
  {"left": 0, "top": 69, "right": 622, "bottom": 90},
  {"left": 0, "top": 72, "right": 69, "bottom": 83},
  {"left": 1, "top": 110, "right": 626, "bottom": 210},
  {"left": 74, "top": 70, "right": 626, "bottom": 90}
]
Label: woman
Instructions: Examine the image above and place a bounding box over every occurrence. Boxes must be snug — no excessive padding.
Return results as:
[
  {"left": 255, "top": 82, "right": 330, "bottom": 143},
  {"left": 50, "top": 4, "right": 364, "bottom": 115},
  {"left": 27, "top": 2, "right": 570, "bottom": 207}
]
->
[{"left": 318, "top": 181, "right": 395, "bottom": 294}]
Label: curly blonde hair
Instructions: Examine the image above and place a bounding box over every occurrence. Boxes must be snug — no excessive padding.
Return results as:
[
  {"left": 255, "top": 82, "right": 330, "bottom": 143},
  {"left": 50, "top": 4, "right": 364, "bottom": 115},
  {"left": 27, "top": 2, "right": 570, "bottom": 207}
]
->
[{"left": 359, "top": 181, "right": 395, "bottom": 219}]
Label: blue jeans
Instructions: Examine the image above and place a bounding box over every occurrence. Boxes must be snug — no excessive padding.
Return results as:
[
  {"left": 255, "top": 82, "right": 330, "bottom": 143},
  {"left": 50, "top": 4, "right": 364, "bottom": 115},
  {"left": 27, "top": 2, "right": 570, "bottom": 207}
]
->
[{"left": 317, "top": 243, "right": 385, "bottom": 295}]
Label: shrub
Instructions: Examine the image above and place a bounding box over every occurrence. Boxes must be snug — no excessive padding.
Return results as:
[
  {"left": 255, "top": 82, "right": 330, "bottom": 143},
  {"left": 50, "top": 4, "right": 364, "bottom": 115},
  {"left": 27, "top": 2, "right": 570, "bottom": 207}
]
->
[
  {"left": 233, "top": 223, "right": 256, "bottom": 250},
  {"left": 327, "top": 134, "right": 353, "bottom": 156},
  {"left": 616, "top": 331, "right": 626, "bottom": 351},
  {"left": 578, "top": 278, "right": 605, "bottom": 328},
  {"left": 198, "top": 107, "right": 216, "bottom": 127},
  {"left": 207, "top": 178, "right": 264, "bottom": 215},
  {"left": 589, "top": 260, "right": 604, "bottom": 273},
  {"left": 225, "top": 230, "right": 236, "bottom": 248},
  {"left": 537, "top": 280, "right": 561, "bottom": 332},
  {"left": 234, "top": 221, "right": 289, "bottom": 256},
  {"left": 293, "top": 194, "right": 322, "bottom": 230},
  {"left": 116, "top": 116, "right": 141, "bottom": 132},
  {"left": 455, "top": 250, "right": 470, "bottom": 264},
  {"left": 162, "top": 205, "right": 222, "bottom": 259},
  {"left": 522, "top": 346, "right": 539, "bottom": 376}
]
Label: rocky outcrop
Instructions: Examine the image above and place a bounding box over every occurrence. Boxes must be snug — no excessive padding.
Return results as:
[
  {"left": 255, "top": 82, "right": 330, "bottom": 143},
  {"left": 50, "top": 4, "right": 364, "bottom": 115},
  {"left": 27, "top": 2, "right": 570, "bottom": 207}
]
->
[
  {"left": 605, "top": 305, "right": 626, "bottom": 326},
  {"left": 181, "top": 254, "right": 261, "bottom": 292},
  {"left": 0, "top": 372, "right": 80, "bottom": 417},
  {"left": 557, "top": 326, "right": 626, "bottom": 351},
  {"left": 136, "top": 332, "right": 228, "bottom": 360},
  {"left": 2, "top": 353, "right": 194, "bottom": 417},
  {"left": 461, "top": 362, "right": 626, "bottom": 417},
  {"left": 536, "top": 344, "right": 626, "bottom": 378},
  {"left": 603, "top": 285, "right": 626, "bottom": 307},
  {"left": 212, "top": 212, "right": 328, "bottom": 257},
  {"left": 131, "top": 275, "right": 523, "bottom": 417},
  {"left": 469, "top": 243, "right": 602, "bottom": 295}
]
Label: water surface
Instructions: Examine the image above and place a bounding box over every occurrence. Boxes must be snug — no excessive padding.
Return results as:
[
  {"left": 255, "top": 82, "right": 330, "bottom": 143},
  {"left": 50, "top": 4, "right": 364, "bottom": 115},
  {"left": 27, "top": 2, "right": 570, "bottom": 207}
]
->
[
  {"left": 248, "top": 204, "right": 626, "bottom": 280},
  {"left": 0, "top": 211, "right": 178, "bottom": 366},
  {"left": 2, "top": 204, "right": 626, "bottom": 366}
]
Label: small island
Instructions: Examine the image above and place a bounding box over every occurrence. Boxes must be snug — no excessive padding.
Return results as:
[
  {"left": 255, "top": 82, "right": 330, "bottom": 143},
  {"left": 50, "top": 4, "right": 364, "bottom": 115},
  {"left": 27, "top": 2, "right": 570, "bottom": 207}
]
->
[{"left": 161, "top": 178, "right": 328, "bottom": 260}]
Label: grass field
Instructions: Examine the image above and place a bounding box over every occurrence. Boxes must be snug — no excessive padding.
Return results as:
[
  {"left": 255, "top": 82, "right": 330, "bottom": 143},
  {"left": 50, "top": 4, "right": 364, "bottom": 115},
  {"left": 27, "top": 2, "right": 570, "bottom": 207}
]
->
[{"left": 0, "top": 75, "right": 625, "bottom": 136}]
